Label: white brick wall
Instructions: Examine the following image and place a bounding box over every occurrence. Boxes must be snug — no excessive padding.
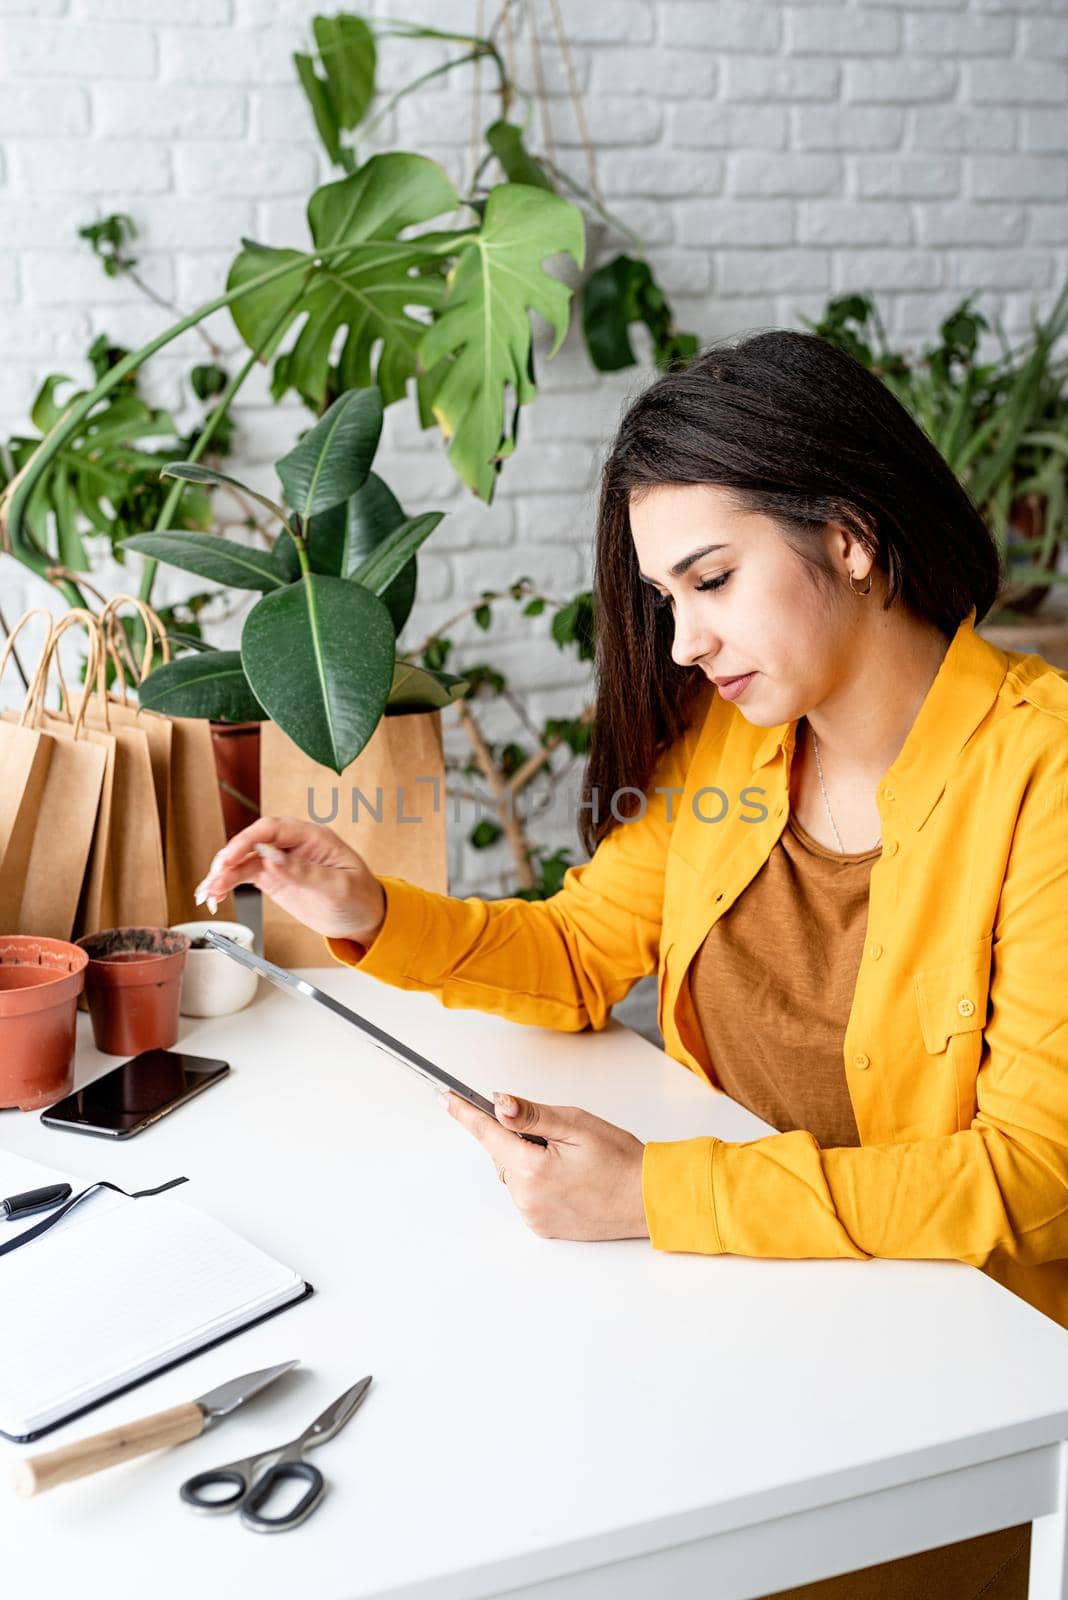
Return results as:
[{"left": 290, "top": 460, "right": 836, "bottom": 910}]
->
[{"left": 1, "top": 0, "right": 1066, "bottom": 894}]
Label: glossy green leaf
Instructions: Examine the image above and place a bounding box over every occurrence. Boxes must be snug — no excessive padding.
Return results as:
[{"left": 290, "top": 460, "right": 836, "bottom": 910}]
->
[
  {"left": 385, "top": 660, "right": 470, "bottom": 713},
  {"left": 136, "top": 649, "right": 266, "bottom": 723},
  {"left": 163, "top": 631, "right": 216, "bottom": 655},
  {"left": 349, "top": 510, "right": 441, "bottom": 600},
  {"left": 241, "top": 575, "right": 395, "bottom": 772},
  {"left": 120, "top": 531, "right": 289, "bottom": 592},
  {"left": 271, "top": 527, "right": 303, "bottom": 582},
  {"left": 276, "top": 386, "right": 383, "bottom": 517},
  {"left": 159, "top": 460, "right": 290, "bottom": 525},
  {"left": 417, "top": 183, "right": 585, "bottom": 501},
  {"left": 306, "top": 472, "right": 419, "bottom": 634}
]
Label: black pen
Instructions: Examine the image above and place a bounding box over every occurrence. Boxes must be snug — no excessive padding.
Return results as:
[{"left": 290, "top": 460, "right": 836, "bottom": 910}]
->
[{"left": 1, "top": 1184, "right": 73, "bottom": 1220}]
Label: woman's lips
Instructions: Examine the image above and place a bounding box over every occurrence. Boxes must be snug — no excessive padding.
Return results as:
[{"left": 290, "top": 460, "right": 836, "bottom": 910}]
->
[{"left": 714, "top": 671, "right": 757, "bottom": 701}]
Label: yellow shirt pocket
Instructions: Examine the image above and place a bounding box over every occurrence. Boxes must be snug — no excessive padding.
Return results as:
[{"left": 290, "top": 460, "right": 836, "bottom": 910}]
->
[{"left": 913, "top": 940, "right": 993, "bottom": 1130}]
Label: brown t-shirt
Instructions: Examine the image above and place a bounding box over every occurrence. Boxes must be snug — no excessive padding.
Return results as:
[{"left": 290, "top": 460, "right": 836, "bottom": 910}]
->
[{"left": 685, "top": 808, "right": 880, "bottom": 1148}]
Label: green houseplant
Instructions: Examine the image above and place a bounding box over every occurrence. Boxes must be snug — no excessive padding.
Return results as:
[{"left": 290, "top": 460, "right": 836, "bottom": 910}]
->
[
  {"left": 122, "top": 385, "right": 470, "bottom": 772},
  {"left": 288, "top": 9, "right": 698, "bottom": 386},
  {"left": 0, "top": 148, "right": 585, "bottom": 616},
  {"left": 806, "top": 284, "right": 1068, "bottom": 627}
]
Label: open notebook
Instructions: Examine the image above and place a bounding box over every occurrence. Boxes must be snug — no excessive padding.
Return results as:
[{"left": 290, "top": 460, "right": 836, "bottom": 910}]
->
[{"left": 0, "top": 1152, "right": 312, "bottom": 1443}]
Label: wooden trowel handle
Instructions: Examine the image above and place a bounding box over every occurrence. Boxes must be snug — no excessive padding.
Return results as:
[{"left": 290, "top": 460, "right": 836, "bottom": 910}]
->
[{"left": 13, "top": 1401, "right": 205, "bottom": 1497}]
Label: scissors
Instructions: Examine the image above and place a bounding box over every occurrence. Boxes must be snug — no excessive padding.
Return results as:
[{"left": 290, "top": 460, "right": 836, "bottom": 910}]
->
[{"left": 178, "top": 1375, "right": 373, "bottom": 1533}]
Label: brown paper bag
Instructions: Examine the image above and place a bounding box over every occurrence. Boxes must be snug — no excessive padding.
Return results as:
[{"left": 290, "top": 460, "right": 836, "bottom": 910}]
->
[
  {"left": 40, "top": 611, "right": 119, "bottom": 939},
  {"left": 0, "top": 610, "right": 56, "bottom": 921},
  {"left": 94, "top": 597, "right": 172, "bottom": 846},
  {"left": 259, "top": 710, "right": 448, "bottom": 965},
  {"left": 92, "top": 597, "right": 234, "bottom": 925},
  {"left": 165, "top": 713, "right": 235, "bottom": 923},
  {"left": 0, "top": 609, "right": 107, "bottom": 938},
  {"left": 47, "top": 606, "right": 168, "bottom": 932}
]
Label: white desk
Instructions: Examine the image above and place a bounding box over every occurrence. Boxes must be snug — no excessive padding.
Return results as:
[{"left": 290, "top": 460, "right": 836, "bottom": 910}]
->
[{"left": 2, "top": 967, "right": 1068, "bottom": 1600}]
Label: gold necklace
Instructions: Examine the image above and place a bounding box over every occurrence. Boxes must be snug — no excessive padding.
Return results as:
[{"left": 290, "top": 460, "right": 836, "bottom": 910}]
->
[{"left": 809, "top": 724, "right": 882, "bottom": 855}]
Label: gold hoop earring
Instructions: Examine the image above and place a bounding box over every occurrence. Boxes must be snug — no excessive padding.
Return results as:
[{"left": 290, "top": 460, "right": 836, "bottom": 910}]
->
[{"left": 849, "top": 570, "right": 873, "bottom": 596}]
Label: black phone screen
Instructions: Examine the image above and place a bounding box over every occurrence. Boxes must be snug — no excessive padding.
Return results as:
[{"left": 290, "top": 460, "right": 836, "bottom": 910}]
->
[{"left": 40, "top": 1050, "right": 230, "bottom": 1138}]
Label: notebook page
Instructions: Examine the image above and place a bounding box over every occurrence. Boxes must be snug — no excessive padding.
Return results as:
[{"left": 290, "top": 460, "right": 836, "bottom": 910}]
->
[{"left": 0, "top": 1194, "right": 304, "bottom": 1437}]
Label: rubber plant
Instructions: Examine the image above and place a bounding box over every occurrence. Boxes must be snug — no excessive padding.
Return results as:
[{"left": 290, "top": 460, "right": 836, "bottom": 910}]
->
[{"left": 121, "top": 385, "right": 470, "bottom": 774}]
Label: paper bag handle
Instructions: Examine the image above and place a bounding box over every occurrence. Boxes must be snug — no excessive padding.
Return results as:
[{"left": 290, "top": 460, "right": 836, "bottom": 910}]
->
[
  {"left": 98, "top": 594, "right": 172, "bottom": 693},
  {"left": 37, "top": 609, "right": 110, "bottom": 737},
  {"left": 0, "top": 608, "right": 57, "bottom": 728}
]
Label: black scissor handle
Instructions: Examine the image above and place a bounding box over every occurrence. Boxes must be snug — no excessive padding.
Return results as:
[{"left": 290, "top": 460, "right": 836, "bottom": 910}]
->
[
  {"left": 240, "top": 1460, "right": 325, "bottom": 1534},
  {"left": 180, "top": 1468, "right": 249, "bottom": 1513}
]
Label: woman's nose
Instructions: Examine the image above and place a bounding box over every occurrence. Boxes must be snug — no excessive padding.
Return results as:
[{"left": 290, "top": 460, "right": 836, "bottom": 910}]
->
[{"left": 670, "top": 608, "right": 716, "bottom": 670}]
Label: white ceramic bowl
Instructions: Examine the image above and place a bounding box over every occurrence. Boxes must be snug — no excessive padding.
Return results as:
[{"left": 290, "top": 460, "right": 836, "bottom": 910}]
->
[{"left": 169, "top": 920, "right": 259, "bottom": 1018}]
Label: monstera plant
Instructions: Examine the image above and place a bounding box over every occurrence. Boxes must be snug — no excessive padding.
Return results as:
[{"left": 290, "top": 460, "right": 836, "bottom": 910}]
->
[
  {"left": 0, "top": 149, "right": 584, "bottom": 614},
  {"left": 119, "top": 386, "right": 469, "bottom": 774}
]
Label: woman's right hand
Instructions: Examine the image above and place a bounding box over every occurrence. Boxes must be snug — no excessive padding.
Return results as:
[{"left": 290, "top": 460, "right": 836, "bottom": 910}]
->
[{"left": 194, "top": 817, "right": 387, "bottom": 945}]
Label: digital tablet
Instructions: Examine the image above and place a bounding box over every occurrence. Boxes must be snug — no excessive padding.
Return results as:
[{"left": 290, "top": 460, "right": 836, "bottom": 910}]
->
[{"left": 202, "top": 930, "right": 548, "bottom": 1148}]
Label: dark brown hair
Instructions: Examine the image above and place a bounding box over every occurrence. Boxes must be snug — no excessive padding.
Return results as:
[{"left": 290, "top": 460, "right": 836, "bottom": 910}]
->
[{"left": 578, "top": 328, "right": 1004, "bottom": 856}]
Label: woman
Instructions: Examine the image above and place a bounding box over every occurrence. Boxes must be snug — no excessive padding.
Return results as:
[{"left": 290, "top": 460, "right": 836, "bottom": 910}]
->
[{"left": 196, "top": 331, "right": 1067, "bottom": 1597}]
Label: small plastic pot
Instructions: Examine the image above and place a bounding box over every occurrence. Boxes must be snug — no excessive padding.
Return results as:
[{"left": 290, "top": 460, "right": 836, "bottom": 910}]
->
[
  {"left": 170, "top": 919, "right": 259, "bottom": 1018},
  {"left": 75, "top": 927, "right": 190, "bottom": 1057},
  {"left": 0, "top": 936, "right": 89, "bottom": 1111}
]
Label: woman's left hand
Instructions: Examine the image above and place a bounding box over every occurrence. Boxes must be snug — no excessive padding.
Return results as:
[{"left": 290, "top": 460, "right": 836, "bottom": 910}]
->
[{"left": 439, "top": 1090, "right": 649, "bottom": 1241}]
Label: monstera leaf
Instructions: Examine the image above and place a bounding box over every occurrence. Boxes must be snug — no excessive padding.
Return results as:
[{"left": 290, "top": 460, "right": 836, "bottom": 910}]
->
[
  {"left": 416, "top": 183, "right": 585, "bottom": 501},
  {"left": 294, "top": 14, "right": 375, "bottom": 169},
  {"left": 226, "top": 153, "right": 459, "bottom": 413},
  {"left": 226, "top": 154, "right": 585, "bottom": 503}
]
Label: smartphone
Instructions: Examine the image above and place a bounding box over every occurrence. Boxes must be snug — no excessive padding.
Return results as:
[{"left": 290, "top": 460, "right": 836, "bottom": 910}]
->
[{"left": 40, "top": 1049, "right": 230, "bottom": 1140}]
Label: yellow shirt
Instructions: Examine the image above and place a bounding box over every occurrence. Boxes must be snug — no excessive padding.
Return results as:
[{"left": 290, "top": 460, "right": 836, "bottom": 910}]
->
[{"left": 327, "top": 607, "right": 1068, "bottom": 1329}]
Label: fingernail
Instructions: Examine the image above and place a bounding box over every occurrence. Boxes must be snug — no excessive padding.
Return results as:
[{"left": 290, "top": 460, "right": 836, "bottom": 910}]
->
[
  {"left": 494, "top": 1092, "right": 518, "bottom": 1116},
  {"left": 193, "top": 883, "right": 207, "bottom": 906},
  {"left": 437, "top": 1091, "right": 451, "bottom": 1110},
  {"left": 206, "top": 895, "right": 218, "bottom": 915},
  {"left": 254, "top": 843, "right": 285, "bottom": 864}
]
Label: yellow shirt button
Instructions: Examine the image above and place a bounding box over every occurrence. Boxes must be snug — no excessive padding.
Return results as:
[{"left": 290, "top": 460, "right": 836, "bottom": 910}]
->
[
  {"left": 853, "top": 1052, "right": 871, "bottom": 1070},
  {"left": 884, "top": 839, "right": 898, "bottom": 857},
  {"left": 882, "top": 785, "right": 895, "bottom": 801},
  {"left": 957, "top": 997, "right": 975, "bottom": 1018},
  {"left": 869, "top": 943, "right": 882, "bottom": 960}
]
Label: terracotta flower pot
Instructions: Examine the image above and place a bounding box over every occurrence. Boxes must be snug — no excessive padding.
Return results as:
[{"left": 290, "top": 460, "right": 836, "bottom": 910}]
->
[
  {"left": 0, "top": 936, "right": 89, "bottom": 1112},
  {"left": 210, "top": 721, "right": 262, "bottom": 841},
  {"left": 75, "top": 927, "right": 190, "bottom": 1057}
]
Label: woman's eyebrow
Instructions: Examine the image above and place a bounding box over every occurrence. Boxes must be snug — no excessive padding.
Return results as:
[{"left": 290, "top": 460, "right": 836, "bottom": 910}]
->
[{"left": 638, "top": 542, "right": 730, "bottom": 583}]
